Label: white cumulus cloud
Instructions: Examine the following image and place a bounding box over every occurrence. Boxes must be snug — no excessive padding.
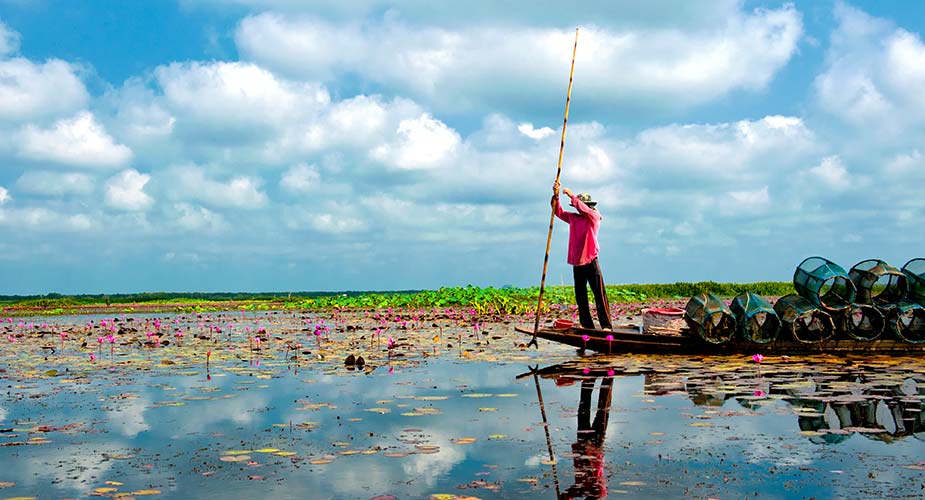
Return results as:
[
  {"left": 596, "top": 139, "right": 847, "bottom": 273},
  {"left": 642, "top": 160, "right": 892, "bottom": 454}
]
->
[
  {"left": 808, "top": 155, "right": 850, "bottom": 190},
  {"left": 258, "top": 94, "right": 422, "bottom": 163},
  {"left": 105, "top": 169, "right": 153, "bottom": 211},
  {"left": 280, "top": 163, "right": 320, "bottom": 193},
  {"left": 0, "top": 207, "right": 93, "bottom": 232},
  {"left": 307, "top": 211, "right": 367, "bottom": 233},
  {"left": 720, "top": 186, "right": 771, "bottom": 215},
  {"left": 0, "top": 186, "right": 8, "bottom": 205},
  {"left": 627, "top": 115, "right": 816, "bottom": 185},
  {"left": 171, "top": 203, "right": 228, "bottom": 233},
  {"left": 168, "top": 165, "right": 268, "bottom": 209},
  {"left": 154, "top": 61, "right": 329, "bottom": 135},
  {"left": 0, "top": 58, "right": 88, "bottom": 121},
  {"left": 15, "top": 171, "right": 95, "bottom": 196},
  {"left": 517, "top": 122, "right": 555, "bottom": 140},
  {"left": 815, "top": 4, "right": 925, "bottom": 128},
  {"left": 16, "top": 111, "right": 133, "bottom": 168},
  {"left": 0, "top": 19, "right": 21, "bottom": 56},
  {"left": 371, "top": 113, "right": 460, "bottom": 169},
  {"left": 236, "top": 5, "right": 801, "bottom": 111}
]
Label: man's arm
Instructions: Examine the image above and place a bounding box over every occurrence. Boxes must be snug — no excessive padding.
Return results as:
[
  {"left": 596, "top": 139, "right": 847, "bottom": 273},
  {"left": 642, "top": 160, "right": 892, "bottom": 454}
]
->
[
  {"left": 563, "top": 186, "right": 596, "bottom": 218},
  {"left": 553, "top": 182, "right": 569, "bottom": 221}
]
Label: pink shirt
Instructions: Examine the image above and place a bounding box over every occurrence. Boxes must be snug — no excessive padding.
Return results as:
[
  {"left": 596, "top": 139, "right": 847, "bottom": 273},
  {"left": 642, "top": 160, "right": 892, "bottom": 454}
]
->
[{"left": 554, "top": 195, "right": 601, "bottom": 266}]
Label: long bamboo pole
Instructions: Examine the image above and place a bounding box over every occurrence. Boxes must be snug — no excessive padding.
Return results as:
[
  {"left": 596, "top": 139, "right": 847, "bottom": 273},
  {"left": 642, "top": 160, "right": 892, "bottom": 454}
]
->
[{"left": 530, "top": 28, "right": 579, "bottom": 348}]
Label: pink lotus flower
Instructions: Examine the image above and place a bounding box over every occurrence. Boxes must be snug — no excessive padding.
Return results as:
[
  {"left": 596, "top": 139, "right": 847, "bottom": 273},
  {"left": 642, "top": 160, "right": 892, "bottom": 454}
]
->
[
  {"left": 387, "top": 337, "right": 395, "bottom": 349},
  {"left": 754, "top": 390, "right": 766, "bottom": 397},
  {"left": 89, "top": 353, "right": 96, "bottom": 362},
  {"left": 752, "top": 353, "right": 764, "bottom": 363},
  {"left": 606, "top": 335, "right": 614, "bottom": 341}
]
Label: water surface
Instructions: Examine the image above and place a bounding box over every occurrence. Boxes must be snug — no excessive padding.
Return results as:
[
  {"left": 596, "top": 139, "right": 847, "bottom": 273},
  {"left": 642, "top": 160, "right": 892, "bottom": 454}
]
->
[{"left": 1, "top": 311, "right": 924, "bottom": 499}]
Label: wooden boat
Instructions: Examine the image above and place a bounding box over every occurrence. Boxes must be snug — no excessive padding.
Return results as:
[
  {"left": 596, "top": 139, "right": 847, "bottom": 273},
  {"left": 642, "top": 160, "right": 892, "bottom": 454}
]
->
[{"left": 516, "top": 324, "right": 925, "bottom": 355}]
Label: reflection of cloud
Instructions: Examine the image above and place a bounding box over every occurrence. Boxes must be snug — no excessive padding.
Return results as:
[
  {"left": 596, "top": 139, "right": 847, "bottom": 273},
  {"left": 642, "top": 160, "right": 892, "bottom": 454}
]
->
[
  {"left": 524, "top": 452, "right": 548, "bottom": 467},
  {"left": 106, "top": 395, "right": 151, "bottom": 437},
  {"left": 141, "top": 380, "right": 270, "bottom": 433},
  {"left": 398, "top": 429, "right": 466, "bottom": 487},
  {"left": 10, "top": 441, "right": 119, "bottom": 492},
  {"left": 0, "top": 404, "right": 6, "bottom": 422}
]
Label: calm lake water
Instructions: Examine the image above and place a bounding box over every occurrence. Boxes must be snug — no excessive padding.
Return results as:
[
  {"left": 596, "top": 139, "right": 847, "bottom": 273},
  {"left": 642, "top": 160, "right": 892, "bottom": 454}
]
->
[{"left": 2, "top": 311, "right": 925, "bottom": 499}]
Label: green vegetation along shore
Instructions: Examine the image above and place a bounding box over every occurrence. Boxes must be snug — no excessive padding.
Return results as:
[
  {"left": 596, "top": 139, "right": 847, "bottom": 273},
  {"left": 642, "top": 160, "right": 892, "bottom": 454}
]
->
[{"left": 0, "top": 282, "right": 795, "bottom": 316}]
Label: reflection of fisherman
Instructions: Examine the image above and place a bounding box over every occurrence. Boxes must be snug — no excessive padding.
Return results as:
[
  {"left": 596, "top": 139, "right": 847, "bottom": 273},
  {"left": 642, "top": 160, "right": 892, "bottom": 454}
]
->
[{"left": 561, "top": 376, "right": 614, "bottom": 500}]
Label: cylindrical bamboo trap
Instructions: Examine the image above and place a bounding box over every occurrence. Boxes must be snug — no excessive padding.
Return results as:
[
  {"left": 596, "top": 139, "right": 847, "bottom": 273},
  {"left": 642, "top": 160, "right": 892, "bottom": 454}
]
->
[
  {"left": 849, "top": 259, "right": 907, "bottom": 307},
  {"left": 794, "top": 256, "right": 856, "bottom": 312},
  {"left": 834, "top": 303, "right": 885, "bottom": 341},
  {"left": 903, "top": 258, "right": 925, "bottom": 306},
  {"left": 684, "top": 293, "right": 736, "bottom": 344},
  {"left": 773, "top": 294, "right": 836, "bottom": 343},
  {"left": 729, "top": 292, "right": 780, "bottom": 344},
  {"left": 887, "top": 302, "right": 925, "bottom": 344}
]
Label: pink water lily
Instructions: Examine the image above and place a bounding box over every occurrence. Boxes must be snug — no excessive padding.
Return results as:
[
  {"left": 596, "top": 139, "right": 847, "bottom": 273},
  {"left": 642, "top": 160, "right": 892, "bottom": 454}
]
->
[{"left": 752, "top": 353, "right": 764, "bottom": 363}]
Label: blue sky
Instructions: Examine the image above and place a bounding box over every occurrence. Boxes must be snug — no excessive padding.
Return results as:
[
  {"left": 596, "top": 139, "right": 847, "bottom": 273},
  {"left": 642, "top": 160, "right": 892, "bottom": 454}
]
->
[{"left": 0, "top": 0, "right": 923, "bottom": 294}]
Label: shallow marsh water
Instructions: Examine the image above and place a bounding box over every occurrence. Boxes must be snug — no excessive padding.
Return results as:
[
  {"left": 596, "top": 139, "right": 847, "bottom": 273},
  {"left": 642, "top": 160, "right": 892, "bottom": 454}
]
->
[{"left": 1, "top": 309, "right": 924, "bottom": 499}]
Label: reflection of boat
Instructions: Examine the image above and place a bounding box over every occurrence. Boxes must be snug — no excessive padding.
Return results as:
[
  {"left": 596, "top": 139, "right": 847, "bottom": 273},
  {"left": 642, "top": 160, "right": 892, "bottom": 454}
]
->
[
  {"left": 516, "top": 324, "right": 925, "bottom": 354},
  {"left": 781, "top": 375, "right": 925, "bottom": 444},
  {"left": 523, "top": 358, "right": 925, "bottom": 445}
]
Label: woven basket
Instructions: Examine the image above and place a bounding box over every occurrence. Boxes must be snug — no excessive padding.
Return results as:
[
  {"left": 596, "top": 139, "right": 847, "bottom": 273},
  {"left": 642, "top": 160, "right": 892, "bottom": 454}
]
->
[{"left": 642, "top": 307, "right": 685, "bottom": 335}]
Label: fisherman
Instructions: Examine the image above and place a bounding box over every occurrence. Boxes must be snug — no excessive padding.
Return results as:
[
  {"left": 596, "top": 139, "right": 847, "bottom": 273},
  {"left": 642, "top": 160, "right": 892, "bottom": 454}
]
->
[{"left": 552, "top": 181, "right": 613, "bottom": 331}]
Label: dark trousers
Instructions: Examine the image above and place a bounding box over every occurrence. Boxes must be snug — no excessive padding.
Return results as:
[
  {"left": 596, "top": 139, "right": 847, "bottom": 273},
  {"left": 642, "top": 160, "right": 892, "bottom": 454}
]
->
[{"left": 573, "top": 258, "right": 612, "bottom": 330}]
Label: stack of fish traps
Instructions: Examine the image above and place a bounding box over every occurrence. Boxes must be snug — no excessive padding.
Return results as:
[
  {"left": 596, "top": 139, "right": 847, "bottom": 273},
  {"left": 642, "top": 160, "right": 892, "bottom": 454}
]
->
[{"left": 682, "top": 257, "right": 925, "bottom": 345}]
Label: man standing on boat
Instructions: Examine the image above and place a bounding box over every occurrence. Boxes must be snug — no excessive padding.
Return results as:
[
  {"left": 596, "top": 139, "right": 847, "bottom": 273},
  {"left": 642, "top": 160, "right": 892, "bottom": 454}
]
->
[{"left": 552, "top": 181, "right": 613, "bottom": 331}]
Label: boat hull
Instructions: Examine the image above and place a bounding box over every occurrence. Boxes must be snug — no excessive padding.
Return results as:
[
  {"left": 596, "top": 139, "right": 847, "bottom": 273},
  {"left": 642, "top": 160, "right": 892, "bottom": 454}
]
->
[{"left": 516, "top": 325, "right": 925, "bottom": 355}]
